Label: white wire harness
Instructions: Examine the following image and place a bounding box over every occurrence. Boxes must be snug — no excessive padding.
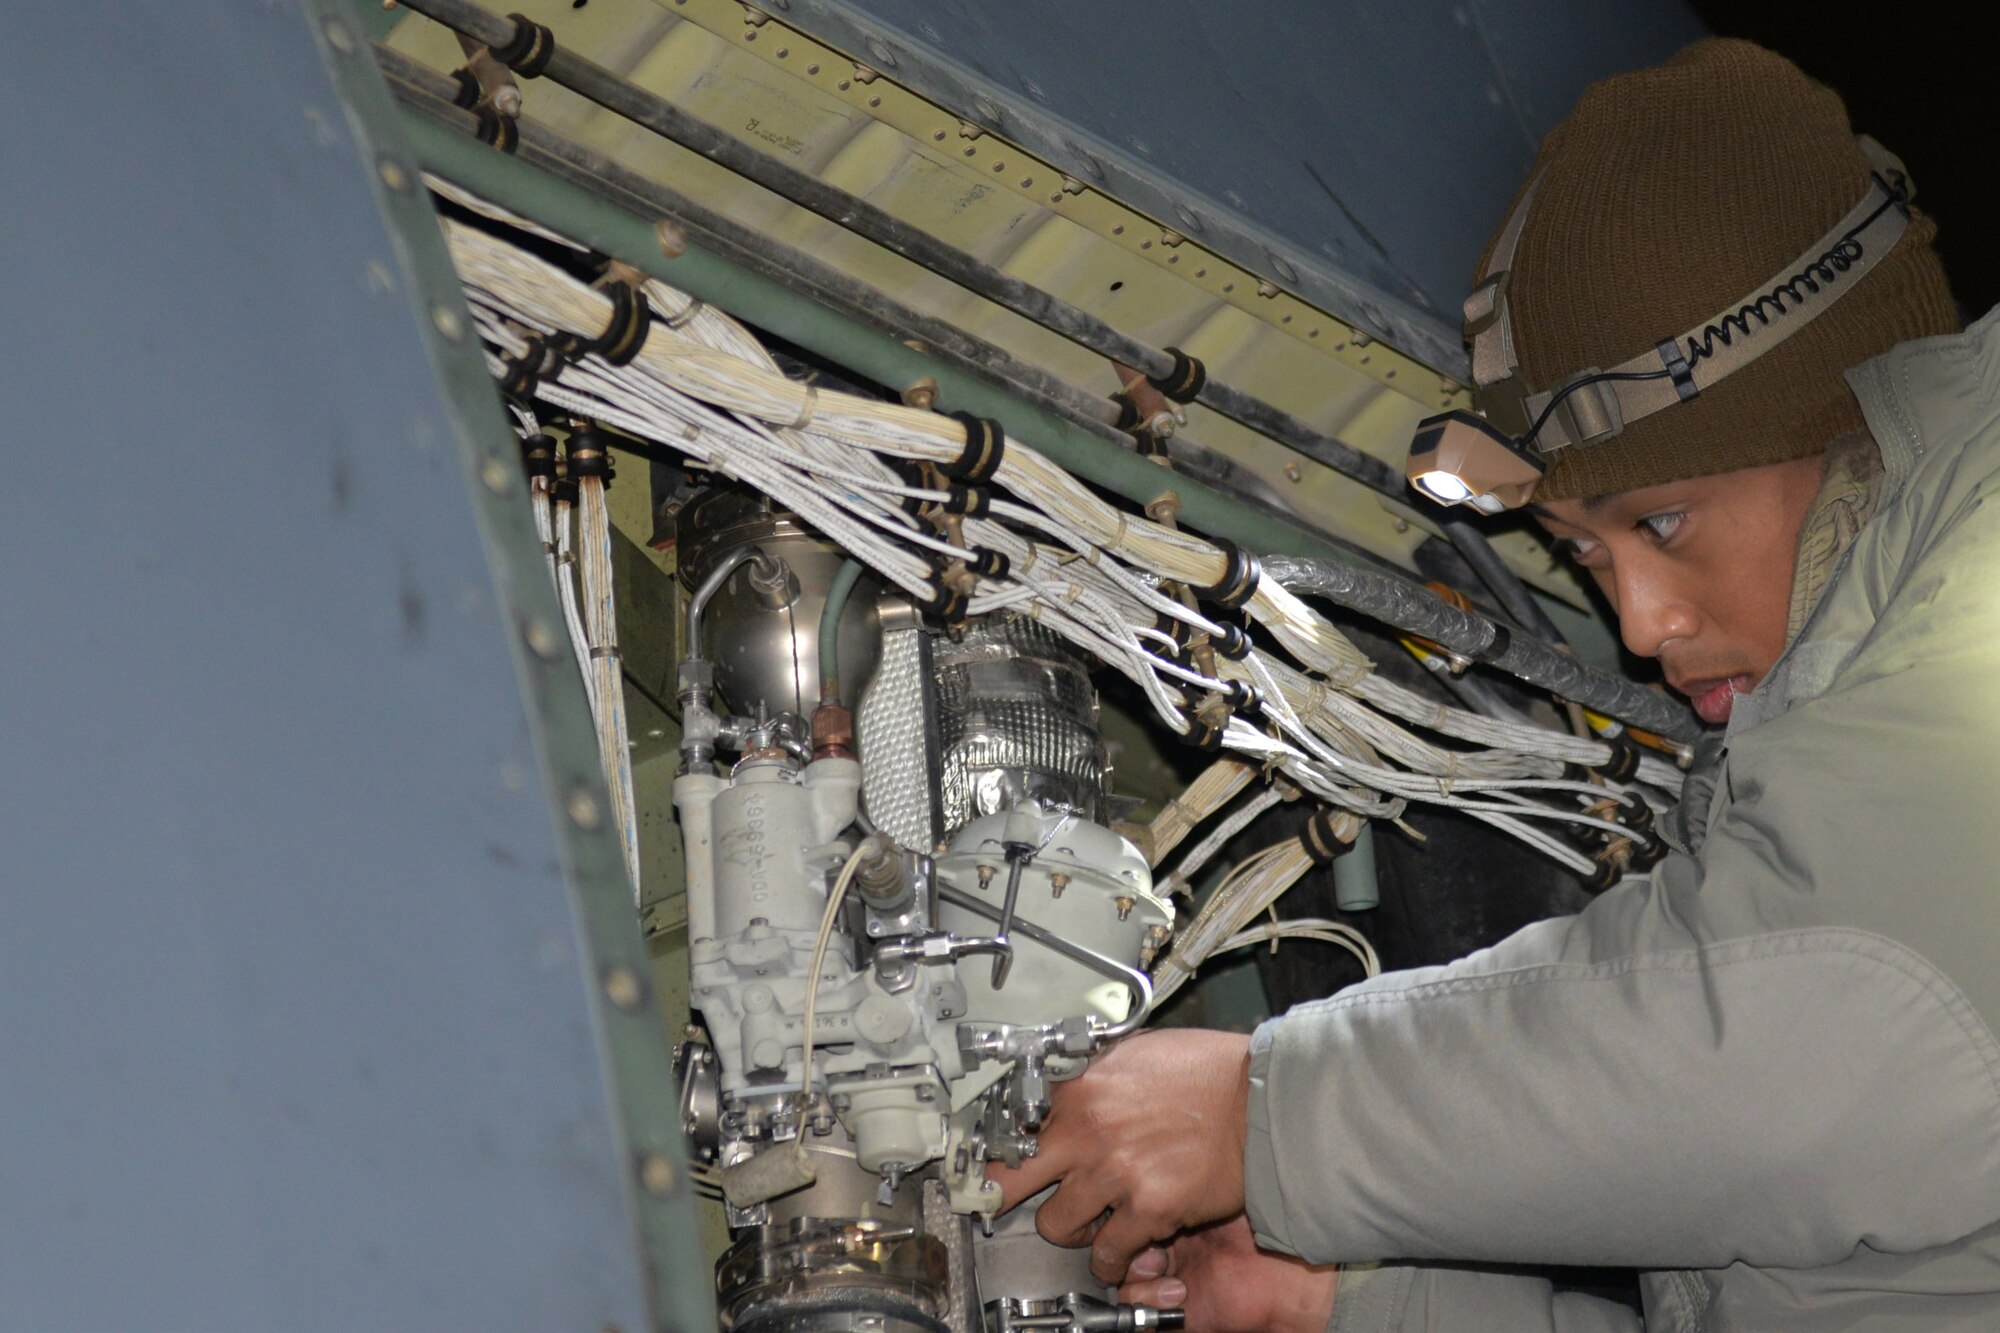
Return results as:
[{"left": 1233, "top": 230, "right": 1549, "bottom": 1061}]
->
[{"left": 439, "top": 196, "right": 1684, "bottom": 985}]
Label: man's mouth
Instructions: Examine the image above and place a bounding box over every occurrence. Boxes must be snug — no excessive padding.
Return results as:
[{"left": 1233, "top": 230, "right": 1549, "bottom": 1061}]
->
[{"left": 1676, "top": 675, "right": 1753, "bottom": 725}]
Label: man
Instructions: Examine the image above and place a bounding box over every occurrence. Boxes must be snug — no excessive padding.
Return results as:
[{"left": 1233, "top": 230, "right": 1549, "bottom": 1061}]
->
[{"left": 990, "top": 38, "right": 2000, "bottom": 1331}]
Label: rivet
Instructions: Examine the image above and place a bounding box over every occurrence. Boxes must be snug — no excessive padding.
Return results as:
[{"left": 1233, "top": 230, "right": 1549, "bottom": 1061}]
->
[
  {"left": 1111, "top": 224, "right": 1124, "bottom": 236},
  {"left": 639, "top": 1153, "right": 677, "bottom": 1195},
  {"left": 480, "top": 457, "right": 512, "bottom": 493},
  {"left": 656, "top": 218, "right": 688, "bottom": 258},
  {"left": 991, "top": 161, "right": 1005, "bottom": 173},
  {"left": 322, "top": 18, "right": 356, "bottom": 53},
  {"left": 567, "top": 787, "right": 603, "bottom": 830},
  {"left": 378, "top": 156, "right": 411, "bottom": 193},
  {"left": 1284, "top": 463, "right": 1302, "bottom": 483},
  {"left": 932, "top": 128, "right": 947, "bottom": 140},
  {"left": 524, "top": 617, "right": 562, "bottom": 661},
  {"left": 604, "top": 966, "right": 645, "bottom": 1012},
  {"left": 868, "top": 96, "right": 880, "bottom": 108},
  {"left": 775, "top": 47, "right": 788, "bottom": 58},
  {"left": 806, "top": 63, "right": 819, "bottom": 74},
  {"left": 431, "top": 303, "right": 466, "bottom": 342}
]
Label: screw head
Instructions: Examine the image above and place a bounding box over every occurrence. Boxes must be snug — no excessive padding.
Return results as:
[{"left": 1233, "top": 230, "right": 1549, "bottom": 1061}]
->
[
  {"left": 603, "top": 966, "right": 644, "bottom": 1012},
  {"left": 567, "top": 787, "right": 603, "bottom": 830},
  {"left": 431, "top": 303, "right": 466, "bottom": 343},
  {"left": 524, "top": 617, "right": 562, "bottom": 661},
  {"left": 639, "top": 1153, "right": 677, "bottom": 1196}
]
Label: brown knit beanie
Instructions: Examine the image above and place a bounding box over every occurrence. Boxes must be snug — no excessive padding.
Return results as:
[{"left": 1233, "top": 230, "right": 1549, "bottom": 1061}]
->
[{"left": 1490, "top": 37, "right": 1957, "bottom": 502}]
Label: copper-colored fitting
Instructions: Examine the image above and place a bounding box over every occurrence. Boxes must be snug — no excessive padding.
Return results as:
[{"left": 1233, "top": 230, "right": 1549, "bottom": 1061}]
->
[{"left": 810, "top": 702, "right": 855, "bottom": 761}]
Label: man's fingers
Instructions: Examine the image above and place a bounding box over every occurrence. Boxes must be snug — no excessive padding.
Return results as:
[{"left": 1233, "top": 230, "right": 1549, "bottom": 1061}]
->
[
  {"left": 1116, "top": 1277, "right": 1187, "bottom": 1310},
  {"left": 1089, "top": 1204, "right": 1169, "bottom": 1285},
  {"left": 1126, "top": 1246, "right": 1170, "bottom": 1281},
  {"left": 1033, "top": 1175, "right": 1118, "bottom": 1248}
]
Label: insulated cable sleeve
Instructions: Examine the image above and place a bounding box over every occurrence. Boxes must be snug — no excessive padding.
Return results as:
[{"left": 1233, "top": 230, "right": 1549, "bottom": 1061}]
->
[{"left": 1263, "top": 553, "right": 1700, "bottom": 743}]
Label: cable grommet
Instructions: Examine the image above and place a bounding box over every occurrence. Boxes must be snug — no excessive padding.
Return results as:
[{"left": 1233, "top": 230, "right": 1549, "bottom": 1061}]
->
[
  {"left": 943, "top": 485, "right": 991, "bottom": 518},
  {"left": 474, "top": 105, "right": 519, "bottom": 154},
  {"left": 520, "top": 432, "right": 558, "bottom": 481},
  {"left": 1301, "top": 808, "right": 1353, "bottom": 868},
  {"left": 1147, "top": 347, "right": 1207, "bottom": 404},
  {"left": 449, "top": 67, "right": 481, "bottom": 109},
  {"left": 565, "top": 428, "right": 613, "bottom": 484},
  {"left": 970, "top": 549, "right": 1010, "bottom": 579},
  {"left": 1211, "top": 618, "right": 1252, "bottom": 660},
  {"left": 1191, "top": 540, "right": 1262, "bottom": 611},
  {"left": 942, "top": 412, "right": 1007, "bottom": 484},
  {"left": 493, "top": 13, "right": 556, "bottom": 78}
]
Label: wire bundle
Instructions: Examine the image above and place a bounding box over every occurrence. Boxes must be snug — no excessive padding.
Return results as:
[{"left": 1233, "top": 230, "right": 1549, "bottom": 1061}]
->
[{"left": 441, "top": 211, "right": 1681, "bottom": 889}]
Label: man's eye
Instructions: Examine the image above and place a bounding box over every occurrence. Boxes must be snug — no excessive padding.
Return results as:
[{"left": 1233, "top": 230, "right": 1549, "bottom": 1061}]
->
[
  {"left": 1554, "top": 536, "right": 1602, "bottom": 565},
  {"left": 1639, "top": 511, "right": 1686, "bottom": 542}
]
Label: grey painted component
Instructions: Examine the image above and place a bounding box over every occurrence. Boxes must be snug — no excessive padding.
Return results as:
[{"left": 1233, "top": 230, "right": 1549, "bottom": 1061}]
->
[
  {"left": 777, "top": 0, "right": 1707, "bottom": 372},
  {"left": 0, "top": 5, "right": 708, "bottom": 1331}
]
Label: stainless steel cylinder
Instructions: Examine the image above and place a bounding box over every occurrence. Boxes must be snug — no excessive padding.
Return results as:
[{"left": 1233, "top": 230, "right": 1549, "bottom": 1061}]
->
[{"left": 681, "top": 489, "right": 885, "bottom": 717}]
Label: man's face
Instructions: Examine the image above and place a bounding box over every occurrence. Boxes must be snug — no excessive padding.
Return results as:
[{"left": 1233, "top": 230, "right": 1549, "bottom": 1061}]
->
[{"left": 1532, "top": 454, "right": 1826, "bottom": 725}]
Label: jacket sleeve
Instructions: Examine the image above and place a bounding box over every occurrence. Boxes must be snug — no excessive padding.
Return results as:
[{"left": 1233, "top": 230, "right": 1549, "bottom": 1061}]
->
[
  {"left": 1245, "top": 431, "right": 2000, "bottom": 1278},
  {"left": 1329, "top": 1266, "right": 1641, "bottom": 1333}
]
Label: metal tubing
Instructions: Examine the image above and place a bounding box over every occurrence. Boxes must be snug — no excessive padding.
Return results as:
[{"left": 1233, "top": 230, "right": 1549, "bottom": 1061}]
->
[{"left": 1263, "top": 553, "right": 1699, "bottom": 742}]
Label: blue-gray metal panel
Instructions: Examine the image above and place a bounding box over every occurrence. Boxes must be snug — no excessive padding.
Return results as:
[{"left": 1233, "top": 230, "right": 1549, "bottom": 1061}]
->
[
  {"left": 780, "top": 0, "right": 1707, "bottom": 371},
  {"left": 0, "top": 5, "right": 668, "bottom": 1329}
]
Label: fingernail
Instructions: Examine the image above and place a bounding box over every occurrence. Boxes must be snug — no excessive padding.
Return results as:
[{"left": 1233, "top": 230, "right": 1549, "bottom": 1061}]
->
[
  {"left": 1158, "top": 1280, "right": 1187, "bottom": 1305},
  {"left": 1130, "top": 1249, "right": 1167, "bottom": 1279}
]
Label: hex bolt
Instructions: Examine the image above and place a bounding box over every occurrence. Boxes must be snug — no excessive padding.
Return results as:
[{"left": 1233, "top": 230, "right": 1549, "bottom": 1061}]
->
[
  {"left": 976, "top": 865, "right": 996, "bottom": 890},
  {"left": 1049, "top": 872, "right": 1070, "bottom": 899},
  {"left": 1114, "top": 896, "right": 1135, "bottom": 922}
]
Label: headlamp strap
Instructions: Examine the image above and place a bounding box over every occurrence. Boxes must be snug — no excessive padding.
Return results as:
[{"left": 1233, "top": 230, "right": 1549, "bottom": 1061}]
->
[{"left": 1523, "top": 171, "right": 1910, "bottom": 451}]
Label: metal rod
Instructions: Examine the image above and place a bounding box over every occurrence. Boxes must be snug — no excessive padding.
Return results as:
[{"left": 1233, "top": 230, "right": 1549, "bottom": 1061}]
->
[
  {"left": 938, "top": 885, "right": 1152, "bottom": 1035},
  {"left": 1263, "top": 553, "right": 1699, "bottom": 742}
]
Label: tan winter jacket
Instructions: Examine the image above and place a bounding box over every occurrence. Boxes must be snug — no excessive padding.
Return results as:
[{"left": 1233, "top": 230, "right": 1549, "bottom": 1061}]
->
[{"left": 1244, "top": 305, "right": 2000, "bottom": 1331}]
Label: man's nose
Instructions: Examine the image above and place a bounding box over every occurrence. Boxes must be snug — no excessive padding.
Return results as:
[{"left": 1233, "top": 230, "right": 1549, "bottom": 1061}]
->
[{"left": 1612, "top": 559, "right": 1701, "bottom": 660}]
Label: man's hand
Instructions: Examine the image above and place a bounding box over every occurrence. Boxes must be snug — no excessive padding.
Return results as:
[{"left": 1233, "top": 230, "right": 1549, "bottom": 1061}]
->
[
  {"left": 1119, "top": 1214, "right": 1337, "bottom": 1333},
  {"left": 986, "top": 1028, "right": 1254, "bottom": 1283}
]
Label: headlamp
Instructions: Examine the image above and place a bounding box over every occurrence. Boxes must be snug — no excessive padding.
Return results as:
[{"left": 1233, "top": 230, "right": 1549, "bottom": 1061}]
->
[
  {"left": 1404, "top": 136, "right": 1915, "bottom": 513},
  {"left": 1407, "top": 409, "right": 1546, "bottom": 515}
]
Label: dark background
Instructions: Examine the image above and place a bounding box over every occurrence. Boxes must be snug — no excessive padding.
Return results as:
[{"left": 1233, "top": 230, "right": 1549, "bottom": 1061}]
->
[{"left": 1691, "top": 0, "right": 1999, "bottom": 320}]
